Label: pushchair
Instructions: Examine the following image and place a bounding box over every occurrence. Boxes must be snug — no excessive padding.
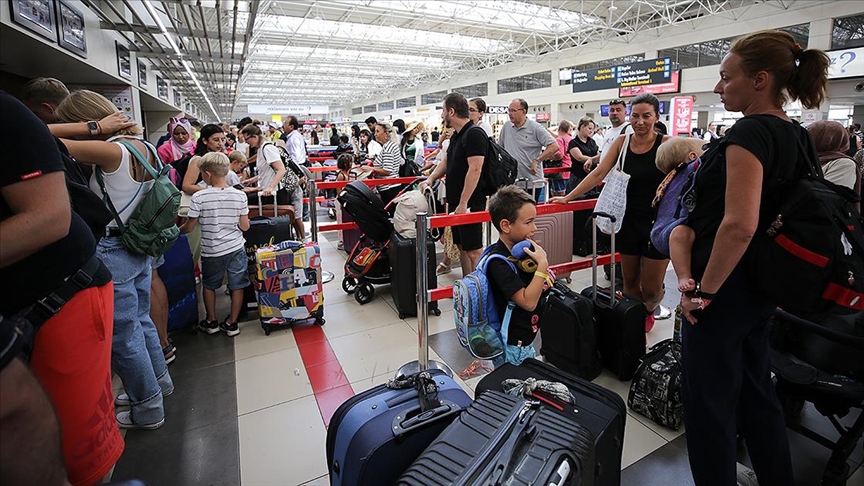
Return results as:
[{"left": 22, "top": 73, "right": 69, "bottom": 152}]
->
[
  {"left": 769, "top": 309, "right": 864, "bottom": 485},
  {"left": 336, "top": 179, "right": 424, "bottom": 305}
]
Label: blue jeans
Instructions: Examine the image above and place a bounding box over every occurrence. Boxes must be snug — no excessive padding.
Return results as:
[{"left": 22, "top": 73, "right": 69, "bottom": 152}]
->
[{"left": 97, "top": 237, "right": 173, "bottom": 424}]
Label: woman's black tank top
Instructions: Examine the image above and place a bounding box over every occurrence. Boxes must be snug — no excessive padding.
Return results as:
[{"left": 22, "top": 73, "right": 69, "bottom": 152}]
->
[{"left": 622, "top": 134, "right": 666, "bottom": 221}]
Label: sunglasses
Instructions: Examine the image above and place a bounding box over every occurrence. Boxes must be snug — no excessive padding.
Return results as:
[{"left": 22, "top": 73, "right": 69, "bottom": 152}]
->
[{"left": 609, "top": 99, "right": 626, "bottom": 106}]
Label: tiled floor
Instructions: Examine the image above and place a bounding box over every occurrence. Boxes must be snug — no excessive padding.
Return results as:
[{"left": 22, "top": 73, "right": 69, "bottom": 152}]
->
[{"left": 111, "top": 214, "right": 863, "bottom": 486}]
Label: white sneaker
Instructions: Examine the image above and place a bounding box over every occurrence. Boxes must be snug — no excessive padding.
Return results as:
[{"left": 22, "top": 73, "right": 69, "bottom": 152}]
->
[
  {"left": 115, "top": 386, "right": 174, "bottom": 407},
  {"left": 116, "top": 410, "right": 165, "bottom": 430},
  {"left": 654, "top": 304, "right": 673, "bottom": 320},
  {"left": 736, "top": 463, "right": 760, "bottom": 486}
]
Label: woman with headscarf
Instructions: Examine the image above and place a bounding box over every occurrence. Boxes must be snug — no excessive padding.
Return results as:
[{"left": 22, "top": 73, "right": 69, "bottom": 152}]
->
[
  {"left": 806, "top": 120, "right": 859, "bottom": 191},
  {"left": 157, "top": 117, "right": 196, "bottom": 165}
]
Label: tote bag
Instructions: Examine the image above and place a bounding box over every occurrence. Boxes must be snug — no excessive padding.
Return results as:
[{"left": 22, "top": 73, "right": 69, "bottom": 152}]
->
[{"left": 594, "top": 134, "right": 631, "bottom": 234}]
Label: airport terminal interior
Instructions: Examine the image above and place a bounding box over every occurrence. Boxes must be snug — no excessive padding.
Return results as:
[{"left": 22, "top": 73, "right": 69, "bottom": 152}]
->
[{"left": 1, "top": 1, "right": 864, "bottom": 485}]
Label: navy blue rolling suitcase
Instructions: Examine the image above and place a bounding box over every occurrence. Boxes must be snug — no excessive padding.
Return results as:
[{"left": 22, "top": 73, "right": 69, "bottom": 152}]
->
[
  {"left": 326, "top": 370, "right": 472, "bottom": 486},
  {"left": 476, "top": 359, "right": 626, "bottom": 486},
  {"left": 397, "top": 390, "right": 595, "bottom": 486},
  {"left": 161, "top": 235, "right": 198, "bottom": 332}
]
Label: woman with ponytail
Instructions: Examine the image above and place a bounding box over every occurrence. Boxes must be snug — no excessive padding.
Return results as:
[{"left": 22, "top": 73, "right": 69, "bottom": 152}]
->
[{"left": 677, "top": 30, "right": 829, "bottom": 486}]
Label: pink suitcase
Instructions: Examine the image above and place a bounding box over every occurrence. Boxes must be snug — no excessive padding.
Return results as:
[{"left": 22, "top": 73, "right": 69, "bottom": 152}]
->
[{"left": 532, "top": 211, "right": 574, "bottom": 281}]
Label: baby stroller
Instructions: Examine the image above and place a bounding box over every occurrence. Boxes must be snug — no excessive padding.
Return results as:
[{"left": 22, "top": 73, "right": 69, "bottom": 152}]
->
[
  {"left": 337, "top": 179, "right": 422, "bottom": 305},
  {"left": 769, "top": 309, "right": 864, "bottom": 485}
]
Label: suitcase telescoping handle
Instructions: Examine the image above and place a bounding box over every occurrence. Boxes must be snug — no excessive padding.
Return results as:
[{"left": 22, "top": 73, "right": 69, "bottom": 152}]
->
[
  {"left": 591, "top": 211, "right": 616, "bottom": 305},
  {"left": 256, "top": 191, "right": 278, "bottom": 218}
]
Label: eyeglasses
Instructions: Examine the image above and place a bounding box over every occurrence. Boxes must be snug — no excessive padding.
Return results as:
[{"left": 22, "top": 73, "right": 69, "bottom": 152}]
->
[
  {"left": 468, "top": 108, "right": 479, "bottom": 113},
  {"left": 508, "top": 108, "right": 526, "bottom": 113}
]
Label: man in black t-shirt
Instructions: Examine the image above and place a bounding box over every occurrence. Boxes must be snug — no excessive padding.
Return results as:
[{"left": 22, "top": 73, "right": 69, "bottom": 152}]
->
[{"left": 422, "top": 93, "right": 486, "bottom": 274}]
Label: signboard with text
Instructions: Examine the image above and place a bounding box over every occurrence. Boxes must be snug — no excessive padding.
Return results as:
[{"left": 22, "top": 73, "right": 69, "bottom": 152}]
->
[
  {"left": 619, "top": 71, "right": 681, "bottom": 97},
  {"left": 827, "top": 46, "right": 863, "bottom": 79},
  {"left": 247, "top": 104, "right": 329, "bottom": 114},
  {"left": 572, "top": 58, "right": 672, "bottom": 93},
  {"left": 669, "top": 96, "right": 694, "bottom": 136}
]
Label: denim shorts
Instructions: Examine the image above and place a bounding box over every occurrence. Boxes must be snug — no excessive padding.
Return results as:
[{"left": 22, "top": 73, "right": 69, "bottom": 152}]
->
[{"left": 201, "top": 247, "right": 250, "bottom": 291}]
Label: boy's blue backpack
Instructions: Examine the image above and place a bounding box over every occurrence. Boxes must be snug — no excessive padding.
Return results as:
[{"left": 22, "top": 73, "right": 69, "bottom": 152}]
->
[{"left": 452, "top": 246, "right": 517, "bottom": 360}]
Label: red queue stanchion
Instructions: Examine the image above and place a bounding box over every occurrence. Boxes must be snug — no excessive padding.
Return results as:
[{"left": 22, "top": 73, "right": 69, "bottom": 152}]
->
[
  {"left": 307, "top": 179, "right": 335, "bottom": 284},
  {"left": 396, "top": 211, "right": 453, "bottom": 379},
  {"left": 400, "top": 199, "right": 598, "bottom": 380}
]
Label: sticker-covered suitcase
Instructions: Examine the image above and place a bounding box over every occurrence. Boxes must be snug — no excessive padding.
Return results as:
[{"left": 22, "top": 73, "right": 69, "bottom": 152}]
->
[
  {"left": 326, "top": 370, "right": 472, "bottom": 486},
  {"left": 397, "top": 390, "right": 595, "bottom": 486},
  {"left": 242, "top": 206, "right": 293, "bottom": 312},
  {"left": 476, "top": 358, "right": 626, "bottom": 486},
  {"left": 254, "top": 240, "right": 324, "bottom": 334}
]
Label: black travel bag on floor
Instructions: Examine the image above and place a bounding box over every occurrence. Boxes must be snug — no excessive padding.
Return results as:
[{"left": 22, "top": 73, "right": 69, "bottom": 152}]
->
[
  {"left": 389, "top": 232, "right": 439, "bottom": 318},
  {"left": 540, "top": 280, "right": 602, "bottom": 380},
  {"left": 627, "top": 336, "right": 684, "bottom": 430},
  {"left": 476, "top": 358, "right": 626, "bottom": 486},
  {"left": 397, "top": 390, "right": 595, "bottom": 486},
  {"left": 580, "top": 212, "right": 646, "bottom": 381}
]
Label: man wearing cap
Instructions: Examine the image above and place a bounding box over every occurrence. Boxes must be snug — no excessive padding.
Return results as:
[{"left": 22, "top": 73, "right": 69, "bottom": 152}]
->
[
  {"left": 498, "top": 98, "right": 558, "bottom": 201},
  {"left": 421, "top": 93, "right": 485, "bottom": 274}
]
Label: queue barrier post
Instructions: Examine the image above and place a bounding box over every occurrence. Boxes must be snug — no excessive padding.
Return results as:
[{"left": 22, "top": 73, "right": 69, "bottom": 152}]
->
[
  {"left": 307, "top": 179, "right": 334, "bottom": 283},
  {"left": 395, "top": 211, "right": 453, "bottom": 379}
]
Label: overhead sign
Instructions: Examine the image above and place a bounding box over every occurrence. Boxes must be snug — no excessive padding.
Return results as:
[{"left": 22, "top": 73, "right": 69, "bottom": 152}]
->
[
  {"left": 487, "top": 106, "right": 509, "bottom": 115},
  {"left": 827, "top": 46, "right": 864, "bottom": 79},
  {"left": 620, "top": 71, "right": 681, "bottom": 97},
  {"left": 572, "top": 58, "right": 672, "bottom": 93},
  {"left": 247, "top": 104, "right": 329, "bottom": 114},
  {"left": 535, "top": 113, "right": 551, "bottom": 122},
  {"left": 599, "top": 101, "right": 667, "bottom": 116},
  {"left": 669, "top": 96, "right": 694, "bottom": 136}
]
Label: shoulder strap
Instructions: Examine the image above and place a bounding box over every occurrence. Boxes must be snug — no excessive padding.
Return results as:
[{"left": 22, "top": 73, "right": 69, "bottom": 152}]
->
[
  {"left": 616, "top": 133, "right": 632, "bottom": 171},
  {"left": 116, "top": 139, "right": 160, "bottom": 180}
]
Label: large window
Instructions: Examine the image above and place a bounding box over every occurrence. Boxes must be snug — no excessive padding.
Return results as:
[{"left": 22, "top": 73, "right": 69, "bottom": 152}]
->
[
  {"left": 352, "top": 107, "right": 363, "bottom": 115},
  {"left": 453, "top": 82, "right": 489, "bottom": 98},
  {"left": 560, "top": 55, "right": 645, "bottom": 85},
  {"left": 420, "top": 90, "right": 447, "bottom": 105},
  {"left": 498, "top": 71, "right": 551, "bottom": 94},
  {"left": 659, "top": 24, "right": 809, "bottom": 70},
  {"left": 396, "top": 96, "right": 415, "bottom": 108},
  {"left": 363, "top": 104, "right": 376, "bottom": 113},
  {"left": 378, "top": 101, "right": 394, "bottom": 111},
  {"left": 833, "top": 14, "right": 864, "bottom": 49}
]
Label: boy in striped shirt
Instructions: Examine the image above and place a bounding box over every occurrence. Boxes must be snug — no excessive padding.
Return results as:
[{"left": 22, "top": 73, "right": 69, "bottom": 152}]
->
[{"left": 180, "top": 152, "right": 251, "bottom": 336}]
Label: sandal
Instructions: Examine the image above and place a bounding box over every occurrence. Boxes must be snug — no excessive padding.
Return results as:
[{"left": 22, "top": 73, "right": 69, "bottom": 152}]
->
[
  {"left": 436, "top": 262, "right": 452, "bottom": 275},
  {"left": 458, "top": 359, "right": 493, "bottom": 379}
]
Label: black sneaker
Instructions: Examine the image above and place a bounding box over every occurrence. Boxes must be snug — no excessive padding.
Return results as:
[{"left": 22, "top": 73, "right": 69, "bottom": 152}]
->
[
  {"left": 198, "top": 319, "right": 220, "bottom": 334},
  {"left": 220, "top": 320, "right": 240, "bottom": 337}
]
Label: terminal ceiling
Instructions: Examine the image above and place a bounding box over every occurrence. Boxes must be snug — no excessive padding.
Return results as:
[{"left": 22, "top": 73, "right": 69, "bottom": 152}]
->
[{"left": 88, "top": 0, "right": 814, "bottom": 121}]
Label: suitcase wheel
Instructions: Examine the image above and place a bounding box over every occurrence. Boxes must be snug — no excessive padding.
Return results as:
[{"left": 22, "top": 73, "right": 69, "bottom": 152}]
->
[
  {"left": 432, "top": 308, "right": 441, "bottom": 316},
  {"left": 355, "top": 282, "right": 375, "bottom": 305},
  {"left": 342, "top": 276, "right": 356, "bottom": 294},
  {"left": 263, "top": 326, "right": 271, "bottom": 336}
]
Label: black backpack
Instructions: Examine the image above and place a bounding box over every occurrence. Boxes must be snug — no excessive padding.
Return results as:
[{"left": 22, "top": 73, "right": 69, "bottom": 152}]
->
[
  {"left": 462, "top": 126, "right": 518, "bottom": 196},
  {"left": 747, "top": 128, "right": 864, "bottom": 319},
  {"left": 55, "top": 138, "right": 112, "bottom": 241},
  {"left": 170, "top": 152, "right": 195, "bottom": 188}
]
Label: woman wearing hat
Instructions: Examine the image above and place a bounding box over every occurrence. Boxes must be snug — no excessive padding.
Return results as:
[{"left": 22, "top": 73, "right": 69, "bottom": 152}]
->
[
  {"left": 370, "top": 122, "right": 403, "bottom": 207},
  {"left": 401, "top": 121, "right": 426, "bottom": 167}
]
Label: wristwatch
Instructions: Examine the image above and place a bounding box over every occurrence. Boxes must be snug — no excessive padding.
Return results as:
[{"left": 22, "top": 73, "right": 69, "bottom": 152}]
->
[
  {"left": 87, "top": 120, "right": 100, "bottom": 136},
  {"left": 694, "top": 282, "right": 717, "bottom": 300}
]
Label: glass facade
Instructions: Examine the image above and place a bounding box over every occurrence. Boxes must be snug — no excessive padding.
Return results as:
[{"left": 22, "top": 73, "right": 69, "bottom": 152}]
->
[
  {"left": 420, "top": 90, "right": 447, "bottom": 105},
  {"left": 453, "top": 82, "right": 489, "bottom": 98},
  {"left": 832, "top": 14, "right": 864, "bottom": 49},
  {"left": 498, "top": 71, "right": 551, "bottom": 94},
  {"left": 377, "top": 101, "right": 394, "bottom": 111},
  {"left": 363, "top": 104, "right": 376, "bottom": 113},
  {"left": 352, "top": 107, "right": 363, "bottom": 115},
  {"left": 396, "top": 96, "right": 415, "bottom": 108}
]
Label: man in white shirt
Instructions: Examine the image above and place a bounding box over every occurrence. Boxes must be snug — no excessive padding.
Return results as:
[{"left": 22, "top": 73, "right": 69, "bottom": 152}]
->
[
  {"left": 598, "top": 99, "right": 633, "bottom": 157},
  {"left": 282, "top": 116, "right": 310, "bottom": 222},
  {"left": 498, "top": 98, "right": 559, "bottom": 201},
  {"left": 703, "top": 122, "right": 720, "bottom": 142}
]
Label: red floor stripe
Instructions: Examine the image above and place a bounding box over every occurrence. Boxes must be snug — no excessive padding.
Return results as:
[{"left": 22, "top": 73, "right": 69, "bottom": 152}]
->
[{"left": 293, "top": 324, "right": 355, "bottom": 427}]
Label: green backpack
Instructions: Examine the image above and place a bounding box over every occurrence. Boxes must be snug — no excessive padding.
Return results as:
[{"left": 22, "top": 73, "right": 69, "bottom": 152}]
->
[{"left": 96, "top": 138, "right": 181, "bottom": 257}]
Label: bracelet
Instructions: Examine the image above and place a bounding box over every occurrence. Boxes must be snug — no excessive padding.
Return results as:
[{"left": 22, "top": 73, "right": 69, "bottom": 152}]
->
[
  {"left": 694, "top": 282, "right": 717, "bottom": 300},
  {"left": 534, "top": 271, "right": 552, "bottom": 286}
]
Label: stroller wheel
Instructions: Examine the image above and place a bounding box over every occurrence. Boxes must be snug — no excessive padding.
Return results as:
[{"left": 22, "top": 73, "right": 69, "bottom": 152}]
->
[
  {"left": 355, "top": 282, "right": 375, "bottom": 305},
  {"left": 342, "top": 276, "right": 357, "bottom": 294}
]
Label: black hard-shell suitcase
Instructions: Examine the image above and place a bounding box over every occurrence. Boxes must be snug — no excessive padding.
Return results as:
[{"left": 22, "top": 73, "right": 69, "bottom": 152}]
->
[
  {"left": 397, "top": 390, "right": 595, "bottom": 486},
  {"left": 389, "top": 232, "right": 440, "bottom": 318},
  {"left": 326, "top": 370, "right": 472, "bottom": 486},
  {"left": 242, "top": 210, "right": 293, "bottom": 311},
  {"left": 476, "top": 359, "right": 626, "bottom": 486},
  {"left": 540, "top": 280, "right": 602, "bottom": 380},
  {"left": 580, "top": 212, "right": 646, "bottom": 381}
]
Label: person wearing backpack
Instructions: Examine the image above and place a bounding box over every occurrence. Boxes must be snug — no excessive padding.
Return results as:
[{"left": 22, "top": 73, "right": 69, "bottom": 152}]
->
[
  {"left": 421, "top": 93, "right": 487, "bottom": 275},
  {"left": 3, "top": 91, "right": 125, "bottom": 485},
  {"left": 56, "top": 90, "right": 175, "bottom": 431},
  {"left": 676, "top": 31, "right": 830, "bottom": 486},
  {"left": 484, "top": 185, "right": 550, "bottom": 367}
]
